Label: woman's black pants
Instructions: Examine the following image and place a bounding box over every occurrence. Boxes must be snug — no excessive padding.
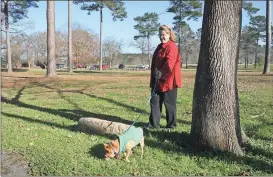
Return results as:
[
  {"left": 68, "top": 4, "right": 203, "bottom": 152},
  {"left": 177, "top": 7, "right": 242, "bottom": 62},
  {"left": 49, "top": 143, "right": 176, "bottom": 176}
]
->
[{"left": 148, "top": 88, "right": 177, "bottom": 128}]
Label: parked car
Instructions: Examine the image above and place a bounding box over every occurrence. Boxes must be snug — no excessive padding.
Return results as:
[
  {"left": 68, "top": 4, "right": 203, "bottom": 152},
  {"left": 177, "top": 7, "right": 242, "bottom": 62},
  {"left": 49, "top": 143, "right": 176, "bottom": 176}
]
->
[
  {"left": 90, "top": 64, "right": 109, "bottom": 70},
  {"left": 136, "top": 64, "right": 149, "bottom": 70},
  {"left": 77, "top": 63, "right": 85, "bottom": 68},
  {"left": 118, "top": 64, "right": 125, "bottom": 69},
  {"left": 56, "top": 64, "right": 65, "bottom": 69},
  {"left": 37, "top": 62, "right": 46, "bottom": 69},
  {"left": 90, "top": 64, "right": 99, "bottom": 70},
  {"left": 143, "top": 65, "right": 149, "bottom": 69},
  {"left": 102, "top": 64, "right": 110, "bottom": 70}
]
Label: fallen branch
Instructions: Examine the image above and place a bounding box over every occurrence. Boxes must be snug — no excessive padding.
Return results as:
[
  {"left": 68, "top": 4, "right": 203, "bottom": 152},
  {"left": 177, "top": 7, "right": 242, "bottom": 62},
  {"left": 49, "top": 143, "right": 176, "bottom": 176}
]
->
[{"left": 78, "top": 117, "right": 131, "bottom": 135}]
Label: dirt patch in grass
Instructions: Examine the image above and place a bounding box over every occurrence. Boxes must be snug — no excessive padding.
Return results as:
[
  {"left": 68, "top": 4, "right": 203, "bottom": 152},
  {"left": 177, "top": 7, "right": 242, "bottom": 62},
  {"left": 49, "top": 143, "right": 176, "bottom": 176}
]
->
[{"left": 1, "top": 151, "right": 29, "bottom": 176}]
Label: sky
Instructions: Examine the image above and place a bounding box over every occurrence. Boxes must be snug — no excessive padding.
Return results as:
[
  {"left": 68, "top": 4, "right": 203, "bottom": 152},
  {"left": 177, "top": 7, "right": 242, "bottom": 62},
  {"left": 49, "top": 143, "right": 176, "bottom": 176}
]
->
[{"left": 21, "top": 1, "right": 271, "bottom": 54}]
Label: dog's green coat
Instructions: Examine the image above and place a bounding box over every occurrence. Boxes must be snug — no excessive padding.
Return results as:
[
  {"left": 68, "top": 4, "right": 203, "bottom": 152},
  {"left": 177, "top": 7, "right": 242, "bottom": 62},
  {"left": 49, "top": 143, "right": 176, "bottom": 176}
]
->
[{"left": 118, "top": 126, "right": 143, "bottom": 153}]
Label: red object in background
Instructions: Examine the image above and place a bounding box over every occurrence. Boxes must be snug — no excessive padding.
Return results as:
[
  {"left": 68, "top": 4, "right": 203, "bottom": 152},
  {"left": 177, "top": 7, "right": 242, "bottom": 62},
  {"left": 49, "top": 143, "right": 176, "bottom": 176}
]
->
[
  {"left": 77, "top": 64, "right": 84, "bottom": 68},
  {"left": 94, "top": 64, "right": 109, "bottom": 70},
  {"left": 102, "top": 64, "right": 109, "bottom": 70}
]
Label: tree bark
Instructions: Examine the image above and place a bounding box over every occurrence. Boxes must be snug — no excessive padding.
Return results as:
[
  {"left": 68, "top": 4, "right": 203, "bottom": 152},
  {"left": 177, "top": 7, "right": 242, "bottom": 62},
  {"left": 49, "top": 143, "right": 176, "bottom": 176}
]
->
[
  {"left": 46, "top": 1, "right": 57, "bottom": 77},
  {"left": 99, "top": 7, "right": 103, "bottom": 71},
  {"left": 191, "top": 0, "right": 243, "bottom": 156},
  {"left": 68, "top": 0, "right": 73, "bottom": 73},
  {"left": 254, "top": 37, "right": 258, "bottom": 69},
  {"left": 4, "top": 0, "right": 12, "bottom": 73},
  {"left": 254, "top": 48, "right": 257, "bottom": 69},
  {"left": 148, "top": 34, "right": 151, "bottom": 68},
  {"left": 263, "top": 0, "right": 271, "bottom": 74},
  {"left": 244, "top": 52, "right": 247, "bottom": 69},
  {"left": 178, "top": 1, "right": 182, "bottom": 67},
  {"left": 246, "top": 53, "right": 248, "bottom": 68},
  {"left": 244, "top": 48, "right": 249, "bottom": 69},
  {"left": 185, "top": 44, "right": 188, "bottom": 69}
]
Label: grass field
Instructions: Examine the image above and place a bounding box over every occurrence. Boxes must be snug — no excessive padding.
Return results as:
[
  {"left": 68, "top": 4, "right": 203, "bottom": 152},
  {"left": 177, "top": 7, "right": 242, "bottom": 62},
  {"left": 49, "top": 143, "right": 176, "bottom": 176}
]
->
[{"left": 1, "top": 68, "right": 273, "bottom": 176}]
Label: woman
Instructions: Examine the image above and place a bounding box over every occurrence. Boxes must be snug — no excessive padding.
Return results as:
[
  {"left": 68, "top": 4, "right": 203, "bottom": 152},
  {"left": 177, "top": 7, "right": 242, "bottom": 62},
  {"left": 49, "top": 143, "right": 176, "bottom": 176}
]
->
[{"left": 145, "top": 25, "right": 182, "bottom": 130}]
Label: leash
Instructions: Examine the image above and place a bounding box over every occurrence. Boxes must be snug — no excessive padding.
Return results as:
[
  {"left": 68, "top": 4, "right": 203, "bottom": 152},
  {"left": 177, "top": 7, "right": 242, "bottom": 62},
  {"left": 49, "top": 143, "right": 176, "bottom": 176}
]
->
[
  {"left": 122, "top": 78, "right": 158, "bottom": 134},
  {"left": 107, "top": 78, "right": 158, "bottom": 159}
]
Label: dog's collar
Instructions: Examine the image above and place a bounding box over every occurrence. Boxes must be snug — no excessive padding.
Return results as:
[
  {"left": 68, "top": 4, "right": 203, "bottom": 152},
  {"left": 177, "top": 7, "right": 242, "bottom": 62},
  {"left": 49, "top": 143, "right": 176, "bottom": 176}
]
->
[{"left": 109, "top": 142, "right": 120, "bottom": 159}]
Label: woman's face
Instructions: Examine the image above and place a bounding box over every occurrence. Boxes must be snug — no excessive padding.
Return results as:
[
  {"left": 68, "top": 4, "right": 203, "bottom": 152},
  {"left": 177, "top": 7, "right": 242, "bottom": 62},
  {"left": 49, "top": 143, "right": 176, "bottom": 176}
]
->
[{"left": 159, "top": 30, "right": 170, "bottom": 43}]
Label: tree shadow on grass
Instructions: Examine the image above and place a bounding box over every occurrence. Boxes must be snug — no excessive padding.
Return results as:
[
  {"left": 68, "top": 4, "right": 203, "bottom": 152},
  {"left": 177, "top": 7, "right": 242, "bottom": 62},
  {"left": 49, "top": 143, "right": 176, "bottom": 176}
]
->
[
  {"left": 176, "top": 119, "right": 192, "bottom": 125},
  {"left": 1, "top": 82, "right": 148, "bottom": 139},
  {"left": 2, "top": 111, "right": 117, "bottom": 161},
  {"left": 3, "top": 109, "right": 272, "bottom": 174},
  {"left": 243, "top": 143, "right": 273, "bottom": 160},
  {"left": 243, "top": 118, "right": 273, "bottom": 142},
  {"left": 2, "top": 95, "right": 137, "bottom": 125},
  {"left": 31, "top": 82, "right": 149, "bottom": 115},
  {"left": 144, "top": 129, "right": 195, "bottom": 153},
  {"left": 4, "top": 80, "right": 272, "bottom": 174},
  {"left": 144, "top": 129, "right": 273, "bottom": 175},
  {"left": 2, "top": 112, "right": 77, "bottom": 131}
]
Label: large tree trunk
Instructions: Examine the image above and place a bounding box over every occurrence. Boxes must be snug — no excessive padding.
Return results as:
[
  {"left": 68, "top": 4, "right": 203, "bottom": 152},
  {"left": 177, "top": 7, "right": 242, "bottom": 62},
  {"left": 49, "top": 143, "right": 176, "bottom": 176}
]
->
[
  {"left": 244, "top": 52, "right": 247, "bottom": 69},
  {"left": 141, "top": 51, "right": 144, "bottom": 65},
  {"left": 4, "top": 0, "right": 12, "bottom": 73},
  {"left": 263, "top": 0, "right": 271, "bottom": 74},
  {"left": 99, "top": 7, "right": 103, "bottom": 71},
  {"left": 254, "top": 47, "right": 257, "bottom": 69},
  {"left": 254, "top": 37, "right": 258, "bottom": 69},
  {"left": 46, "top": 1, "right": 56, "bottom": 77},
  {"left": 185, "top": 45, "right": 188, "bottom": 69},
  {"left": 244, "top": 48, "right": 248, "bottom": 69},
  {"left": 246, "top": 52, "right": 248, "bottom": 69},
  {"left": 68, "top": 0, "right": 72, "bottom": 73},
  {"left": 32, "top": 52, "right": 35, "bottom": 67},
  {"left": 190, "top": 0, "right": 243, "bottom": 156},
  {"left": 148, "top": 35, "right": 151, "bottom": 68},
  {"left": 179, "top": 1, "right": 182, "bottom": 67}
]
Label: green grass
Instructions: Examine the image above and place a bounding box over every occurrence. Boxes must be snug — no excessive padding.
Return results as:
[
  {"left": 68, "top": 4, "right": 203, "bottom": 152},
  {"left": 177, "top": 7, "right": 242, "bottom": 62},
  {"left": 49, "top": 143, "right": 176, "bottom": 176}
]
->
[{"left": 1, "top": 69, "right": 273, "bottom": 176}]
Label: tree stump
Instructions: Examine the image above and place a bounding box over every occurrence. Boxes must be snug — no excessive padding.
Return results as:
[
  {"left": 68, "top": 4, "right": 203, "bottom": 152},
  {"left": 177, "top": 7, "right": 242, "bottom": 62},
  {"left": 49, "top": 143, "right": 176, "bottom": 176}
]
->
[{"left": 78, "top": 117, "right": 131, "bottom": 135}]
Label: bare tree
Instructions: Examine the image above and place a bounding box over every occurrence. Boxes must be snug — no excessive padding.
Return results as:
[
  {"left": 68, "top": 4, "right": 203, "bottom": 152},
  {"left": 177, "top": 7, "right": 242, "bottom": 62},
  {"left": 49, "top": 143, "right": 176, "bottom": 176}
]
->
[
  {"left": 73, "top": 1, "right": 127, "bottom": 71},
  {"left": 55, "top": 31, "right": 67, "bottom": 64},
  {"left": 249, "top": 15, "right": 266, "bottom": 68},
  {"left": 46, "top": 1, "right": 56, "bottom": 77},
  {"left": 72, "top": 26, "right": 99, "bottom": 67},
  {"left": 31, "top": 32, "right": 47, "bottom": 66},
  {"left": 68, "top": 0, "right": 72, "bottom": 72},
  {"left": 191, "top": 1, "right": 244, "bottom": 155},
  {"left": 130, "top": 38, "right": 148, "bottom": 65},
  {"left": 2, "top": 0, "right": 38, "bottom": 73},
  {"left": 179, "top": 24, "right": 196, "bottom": 68},
  {"left": 9, "top": 33, "right": 25, "bottom": 68},
  {"left": 240, "top": 26, "right": 256, "bottom": 68},
  {"left": 103, "top": 36, "right": 123, "bottom": 67},
  {"left": 263, "top": 0, "right": 271, "bottom": 74},
  {"left": 3, "top": 0, "right": 12, "bottom": 72}
]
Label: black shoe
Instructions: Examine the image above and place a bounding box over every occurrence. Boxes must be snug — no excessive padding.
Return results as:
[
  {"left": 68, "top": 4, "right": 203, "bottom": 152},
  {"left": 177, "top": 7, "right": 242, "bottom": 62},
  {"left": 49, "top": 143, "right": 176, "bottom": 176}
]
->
[
  {"left": 144, "top": 123, "right": 160, "bottom": 131},
  {"left": 166, "top": 125, "right": 176, "bottom": 129}
]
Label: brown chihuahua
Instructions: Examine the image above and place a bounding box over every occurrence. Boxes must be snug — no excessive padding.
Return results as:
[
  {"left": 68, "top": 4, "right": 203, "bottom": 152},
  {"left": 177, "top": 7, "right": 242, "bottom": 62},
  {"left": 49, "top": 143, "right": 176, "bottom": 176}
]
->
[{"left": 104, "top": 126, "right": 144, "bottom": 162}]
